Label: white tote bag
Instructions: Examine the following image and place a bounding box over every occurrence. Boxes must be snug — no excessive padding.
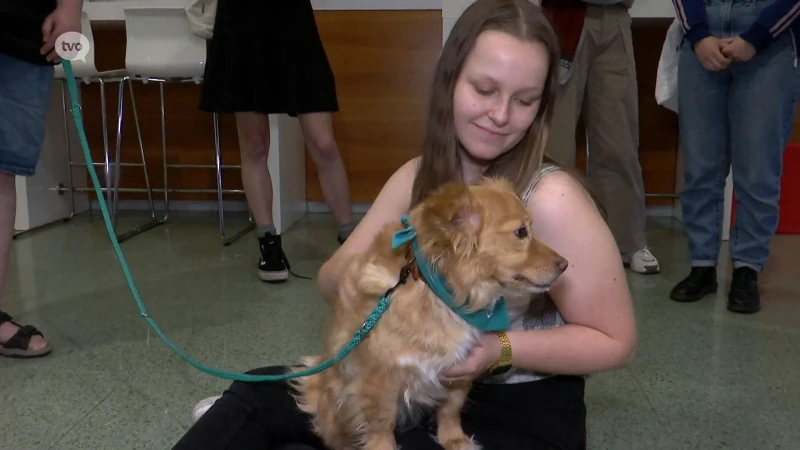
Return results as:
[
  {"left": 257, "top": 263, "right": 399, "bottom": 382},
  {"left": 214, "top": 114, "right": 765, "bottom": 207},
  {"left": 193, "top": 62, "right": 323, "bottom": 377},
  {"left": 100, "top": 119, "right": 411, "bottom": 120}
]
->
[
  {"left": 655, "top": 18, "right": 683, "bottom": 114},
  {"left": 185, "top": 0, "right": 217, "bottom": 40}
]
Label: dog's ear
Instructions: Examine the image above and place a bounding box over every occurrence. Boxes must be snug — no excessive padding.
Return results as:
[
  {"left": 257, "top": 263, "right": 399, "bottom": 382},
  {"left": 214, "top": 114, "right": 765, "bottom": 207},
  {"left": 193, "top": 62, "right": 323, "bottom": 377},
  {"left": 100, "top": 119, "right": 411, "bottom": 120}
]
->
[{"left": 418, "top": 182, "right": 481, "bottom": 257}]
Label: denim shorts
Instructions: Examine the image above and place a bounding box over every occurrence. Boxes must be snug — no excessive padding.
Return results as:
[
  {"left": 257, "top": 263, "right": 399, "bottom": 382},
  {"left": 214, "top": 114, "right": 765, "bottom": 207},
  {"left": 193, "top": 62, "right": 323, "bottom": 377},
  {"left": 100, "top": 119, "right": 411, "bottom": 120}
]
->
[{"left": 0, "top": 52, "right": 55, "bottom": 177}]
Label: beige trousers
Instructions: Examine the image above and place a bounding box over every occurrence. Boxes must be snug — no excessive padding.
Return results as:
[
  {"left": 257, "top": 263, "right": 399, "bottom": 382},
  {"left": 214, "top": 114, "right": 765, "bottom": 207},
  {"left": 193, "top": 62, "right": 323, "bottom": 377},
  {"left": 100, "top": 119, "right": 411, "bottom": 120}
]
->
[{"left": 546, "top": 5, "right": 647, "bottom": 255}]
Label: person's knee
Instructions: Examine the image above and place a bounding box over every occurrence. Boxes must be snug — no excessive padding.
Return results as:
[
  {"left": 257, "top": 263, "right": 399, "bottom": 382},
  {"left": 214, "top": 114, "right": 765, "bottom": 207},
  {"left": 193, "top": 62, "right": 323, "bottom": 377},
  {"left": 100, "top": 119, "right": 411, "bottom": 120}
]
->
[
  {"left": 239, "top": 129, "right": 269, "bottom": 163},
  {"left": 306, "top": 133, "right": 340, "bottom": 165}
]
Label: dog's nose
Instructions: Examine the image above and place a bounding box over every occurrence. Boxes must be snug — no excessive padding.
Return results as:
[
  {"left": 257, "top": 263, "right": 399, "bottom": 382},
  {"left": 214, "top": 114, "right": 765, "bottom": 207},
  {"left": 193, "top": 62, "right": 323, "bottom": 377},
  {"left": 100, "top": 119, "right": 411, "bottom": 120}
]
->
[{"left": 557, "top": 258, "right": 569, "bottom": 272}]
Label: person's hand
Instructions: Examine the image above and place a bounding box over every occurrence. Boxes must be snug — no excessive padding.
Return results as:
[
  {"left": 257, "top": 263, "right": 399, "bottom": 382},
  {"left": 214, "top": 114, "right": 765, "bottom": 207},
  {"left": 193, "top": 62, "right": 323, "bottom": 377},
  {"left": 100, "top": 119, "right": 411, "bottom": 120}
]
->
[
  {"left": 40, "top": 5, "right": 83, "bottom": 63},
  {"left": 693, "top": 36, "right": 731, "bottom": 71},
  {"left": 721, "top": 36, "right": 757, "bottom": 62},
  {"left": 440, "top": 333, "right": 502, "bottom": 383}
]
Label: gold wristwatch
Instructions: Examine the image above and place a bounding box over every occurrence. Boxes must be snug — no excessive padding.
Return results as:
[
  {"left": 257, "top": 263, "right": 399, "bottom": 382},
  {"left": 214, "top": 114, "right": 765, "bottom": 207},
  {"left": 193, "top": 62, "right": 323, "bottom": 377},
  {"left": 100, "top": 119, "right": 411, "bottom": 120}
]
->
[{"left": 487, "top": 331, "right": 513, "bottom": 376}]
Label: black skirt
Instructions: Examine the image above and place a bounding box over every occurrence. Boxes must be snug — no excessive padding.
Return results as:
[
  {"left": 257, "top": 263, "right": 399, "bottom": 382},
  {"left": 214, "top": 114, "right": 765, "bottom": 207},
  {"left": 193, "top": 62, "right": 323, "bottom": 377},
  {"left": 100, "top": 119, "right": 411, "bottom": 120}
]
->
[{"left": 199, "top": 0, "right": 339, "bottom": 116}]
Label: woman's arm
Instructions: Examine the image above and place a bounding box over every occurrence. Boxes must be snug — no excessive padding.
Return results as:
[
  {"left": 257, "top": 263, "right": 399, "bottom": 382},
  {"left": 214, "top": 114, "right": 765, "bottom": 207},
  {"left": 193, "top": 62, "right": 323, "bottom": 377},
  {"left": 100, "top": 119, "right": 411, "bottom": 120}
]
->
[
  {"left": 317, "top": 158, "right": 419, "bottom": 306},
  {"left": 507, "top": 170, "right": 638, "bottom": 376},
  {"left": 672, "top": 0, "right": 712, "bottom": 45},
  {"left": 741, "top": 0, "right": 800, "bottom": 50}
]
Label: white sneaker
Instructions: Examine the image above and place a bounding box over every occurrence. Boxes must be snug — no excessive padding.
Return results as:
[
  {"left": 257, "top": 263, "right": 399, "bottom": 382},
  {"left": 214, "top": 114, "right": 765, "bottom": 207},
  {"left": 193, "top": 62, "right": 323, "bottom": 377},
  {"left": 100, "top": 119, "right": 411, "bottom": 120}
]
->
[
  {"left": 191, "top": 395, "right": 222, "bottom": 424},
  {"left": 626, "top": 248, "right": 660, "bottom": 274}
]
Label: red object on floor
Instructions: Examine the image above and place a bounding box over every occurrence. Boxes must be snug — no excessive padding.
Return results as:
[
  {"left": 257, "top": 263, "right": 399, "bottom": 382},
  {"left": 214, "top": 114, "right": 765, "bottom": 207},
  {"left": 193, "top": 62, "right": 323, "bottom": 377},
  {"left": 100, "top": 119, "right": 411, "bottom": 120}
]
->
[{"left": 730, "top": 142, "right": 800, "bottom": 234}]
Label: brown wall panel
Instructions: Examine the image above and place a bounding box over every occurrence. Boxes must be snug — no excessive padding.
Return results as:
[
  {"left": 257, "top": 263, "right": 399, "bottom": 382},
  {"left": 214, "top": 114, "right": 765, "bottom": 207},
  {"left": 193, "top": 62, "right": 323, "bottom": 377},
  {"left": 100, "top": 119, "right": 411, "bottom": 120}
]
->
[{"left": 307, "top": 11, "right": 442, "bottom": 202}]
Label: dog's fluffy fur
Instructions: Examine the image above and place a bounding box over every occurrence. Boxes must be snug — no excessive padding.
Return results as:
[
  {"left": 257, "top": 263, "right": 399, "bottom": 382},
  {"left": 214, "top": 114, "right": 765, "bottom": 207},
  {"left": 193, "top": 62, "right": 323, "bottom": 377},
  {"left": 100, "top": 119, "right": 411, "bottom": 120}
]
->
[{"left": 290, "top": 177, "right": 567, "bottom": 450}]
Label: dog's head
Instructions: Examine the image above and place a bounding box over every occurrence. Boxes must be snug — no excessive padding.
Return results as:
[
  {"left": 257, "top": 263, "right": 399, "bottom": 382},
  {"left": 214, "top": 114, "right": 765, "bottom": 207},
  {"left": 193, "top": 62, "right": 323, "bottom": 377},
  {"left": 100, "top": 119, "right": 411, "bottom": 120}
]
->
[{"left": 408, "top": 177, "right": 568, "bottom": 311}]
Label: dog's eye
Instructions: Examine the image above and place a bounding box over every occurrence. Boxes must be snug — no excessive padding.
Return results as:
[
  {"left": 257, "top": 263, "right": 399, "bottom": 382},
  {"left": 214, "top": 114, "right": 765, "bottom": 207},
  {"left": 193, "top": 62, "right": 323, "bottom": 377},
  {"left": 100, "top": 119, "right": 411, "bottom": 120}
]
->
[{"left": 514, "top": 226, "right": 528, "bottom": 239}]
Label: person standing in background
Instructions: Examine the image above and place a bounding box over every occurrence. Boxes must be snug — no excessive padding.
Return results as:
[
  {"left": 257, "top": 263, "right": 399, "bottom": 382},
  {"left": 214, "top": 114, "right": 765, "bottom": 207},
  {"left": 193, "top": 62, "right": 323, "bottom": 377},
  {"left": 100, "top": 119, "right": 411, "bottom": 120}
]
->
[
  {"left": 0, "top": 0, "right": 84, "bottom": 358},
  {"left": 187, "top": 0, "right": 357, "bottom": 283},
  {"left": 541, "top": 0, "right": 660, "bottom": 275},
  {"left": 668, "top": 0, "right": 799, "bottom": 314}
]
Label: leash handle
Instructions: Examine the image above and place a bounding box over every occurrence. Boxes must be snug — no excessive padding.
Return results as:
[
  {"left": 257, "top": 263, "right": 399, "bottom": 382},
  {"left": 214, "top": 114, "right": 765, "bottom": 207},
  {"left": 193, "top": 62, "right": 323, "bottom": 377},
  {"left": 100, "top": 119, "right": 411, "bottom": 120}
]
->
[{"left": 61, "top": 60, "right": 393, "bottom": 382}]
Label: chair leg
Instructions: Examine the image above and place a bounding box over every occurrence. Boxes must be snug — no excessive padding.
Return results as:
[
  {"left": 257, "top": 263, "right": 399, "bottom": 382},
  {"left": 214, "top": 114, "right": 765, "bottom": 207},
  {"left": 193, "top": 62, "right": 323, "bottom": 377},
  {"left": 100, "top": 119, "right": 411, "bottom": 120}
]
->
[
  {"left": 222, "top": 213, "right": 255, "bottom": 247},
  {"left": 127, "top": 79, "right": 158, "bottom": 218},
  {"left": 159, "top": 82, "right": 169, "bottom": 220},
  {"left": 101, "top": 79, "right": 118, "bottom": 224},
  {"left": 111, "top": 76, "right": 165, "bottom": 243},
  {"left": 59, "top": 78, "right": 78, "bottom": 220},
  {"left": 112, "top": 79, "right": 123, "bottom": 228},
  {"left": 213, "top": 112, "right": 255, "bottom": 246},
  {"left": 214, "top": 112, "right": 225, "bottom": 239}
]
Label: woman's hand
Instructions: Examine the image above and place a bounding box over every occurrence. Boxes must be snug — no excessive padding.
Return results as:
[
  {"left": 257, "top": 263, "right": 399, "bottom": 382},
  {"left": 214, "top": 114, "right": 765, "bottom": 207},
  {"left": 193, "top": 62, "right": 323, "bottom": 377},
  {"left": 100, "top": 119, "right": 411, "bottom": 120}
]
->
[
  {"left": 40, "top": 0, "right": 84, "bottom": 63},
  {"left": 721, "top": 36, "right": 757, "bottom": 63},
  {"left": 693, "top": 36, "right": 731, "bottom": 71},
  {"left": 440, "top": 333, "right": 501, "bottom": 383}
]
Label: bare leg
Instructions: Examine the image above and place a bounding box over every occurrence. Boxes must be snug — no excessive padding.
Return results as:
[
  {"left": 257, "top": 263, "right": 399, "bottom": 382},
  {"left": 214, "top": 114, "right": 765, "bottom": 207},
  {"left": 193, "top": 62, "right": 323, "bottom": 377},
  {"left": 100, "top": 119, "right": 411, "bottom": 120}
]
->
[
  {"left": 236, "top": 112, "right": 290, "bottom": 282},
  {"left": 0, "top": 173, "right": 48, "bottom": 352},
  {"left": 297, "top": 112, "right": 354, "bottom": 234},
  {"left": 236, "top": 112, "right": 273, "bottom": 227}
]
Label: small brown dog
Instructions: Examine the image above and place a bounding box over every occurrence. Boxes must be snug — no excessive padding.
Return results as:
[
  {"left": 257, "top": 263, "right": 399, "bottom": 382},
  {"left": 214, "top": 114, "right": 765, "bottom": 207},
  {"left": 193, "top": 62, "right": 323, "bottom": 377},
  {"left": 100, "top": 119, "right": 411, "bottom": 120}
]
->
[{"left": 291, "top": 177, "right": 567, "bottom": 450}]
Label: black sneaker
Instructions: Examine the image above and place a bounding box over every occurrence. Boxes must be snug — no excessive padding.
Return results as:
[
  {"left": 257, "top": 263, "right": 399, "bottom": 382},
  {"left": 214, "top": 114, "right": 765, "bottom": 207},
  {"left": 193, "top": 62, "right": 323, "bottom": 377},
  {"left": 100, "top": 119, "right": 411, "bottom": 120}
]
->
[
  {"left": 257, "top": 233, "right": 289, "bottom": 283},
  {"left": 727, "top": 267, "right": 761, "bottom": 314},
  {"left": 669, "top": 266, "right": 718, "bottom": 302}
]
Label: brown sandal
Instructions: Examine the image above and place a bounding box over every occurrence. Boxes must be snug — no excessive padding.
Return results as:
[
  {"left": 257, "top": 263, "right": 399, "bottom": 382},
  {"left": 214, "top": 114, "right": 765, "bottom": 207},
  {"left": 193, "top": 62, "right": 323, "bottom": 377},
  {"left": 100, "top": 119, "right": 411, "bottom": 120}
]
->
[{"left": 0, "top": 311, "right": 52, "bottom": 358}]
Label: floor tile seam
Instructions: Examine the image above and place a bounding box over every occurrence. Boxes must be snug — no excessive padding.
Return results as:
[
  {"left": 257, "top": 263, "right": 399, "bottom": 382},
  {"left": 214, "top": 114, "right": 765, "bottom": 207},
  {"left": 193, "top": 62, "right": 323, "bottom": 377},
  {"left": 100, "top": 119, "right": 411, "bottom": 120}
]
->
[{"left": 46, "top": 385, "right": 120, "bottom": 450}]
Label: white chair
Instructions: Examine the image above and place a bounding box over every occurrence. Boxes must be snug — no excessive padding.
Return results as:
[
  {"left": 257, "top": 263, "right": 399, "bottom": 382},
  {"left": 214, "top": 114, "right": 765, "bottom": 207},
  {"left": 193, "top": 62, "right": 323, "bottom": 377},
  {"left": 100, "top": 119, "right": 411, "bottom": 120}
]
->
[
  {"left": 122, "top": 6, "right": 255, "bottom": 245},
  {"left": 52, "top": 11, "right": 161, "bottom": 243}
]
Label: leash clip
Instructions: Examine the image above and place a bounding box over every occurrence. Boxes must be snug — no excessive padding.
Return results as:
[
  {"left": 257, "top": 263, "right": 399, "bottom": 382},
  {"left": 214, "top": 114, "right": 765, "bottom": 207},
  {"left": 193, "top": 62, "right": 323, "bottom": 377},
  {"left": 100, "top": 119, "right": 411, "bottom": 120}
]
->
[{"left": 383, "top": 260, "right": 414, "bottom": 297}]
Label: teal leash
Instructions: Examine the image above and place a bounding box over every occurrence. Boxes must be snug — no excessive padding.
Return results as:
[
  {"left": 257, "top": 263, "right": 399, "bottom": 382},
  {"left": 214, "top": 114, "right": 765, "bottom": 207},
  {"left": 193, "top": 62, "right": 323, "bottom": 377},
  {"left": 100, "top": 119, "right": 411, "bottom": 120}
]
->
[{"left": 61, "top": 60, "right": 402, "bottom": 382}]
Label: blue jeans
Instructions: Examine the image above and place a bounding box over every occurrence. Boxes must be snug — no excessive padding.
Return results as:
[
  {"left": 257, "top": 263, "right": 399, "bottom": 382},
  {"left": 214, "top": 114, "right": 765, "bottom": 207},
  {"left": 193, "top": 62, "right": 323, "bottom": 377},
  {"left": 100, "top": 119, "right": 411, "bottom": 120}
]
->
[
  {"left": 0, "top": 52, "right": 55, "bottom": 177},
  {"left": 678, "top": 0, "right": 798, "bottom": 272}
]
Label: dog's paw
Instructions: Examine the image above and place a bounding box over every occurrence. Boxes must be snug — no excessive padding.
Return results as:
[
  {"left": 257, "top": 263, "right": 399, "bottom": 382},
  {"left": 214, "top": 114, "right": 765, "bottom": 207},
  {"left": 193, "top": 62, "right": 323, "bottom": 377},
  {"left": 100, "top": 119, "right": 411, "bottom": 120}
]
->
[{"left": 440, "top": 435, "right": 481, "bottom": 450}]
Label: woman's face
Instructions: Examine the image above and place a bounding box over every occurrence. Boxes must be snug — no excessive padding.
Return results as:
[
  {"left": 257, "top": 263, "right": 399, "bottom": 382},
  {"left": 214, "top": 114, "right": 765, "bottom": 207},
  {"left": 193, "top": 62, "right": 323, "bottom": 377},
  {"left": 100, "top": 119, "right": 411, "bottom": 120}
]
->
[{"left": 452, "top": 30, "right": 549, "bottom": 165}]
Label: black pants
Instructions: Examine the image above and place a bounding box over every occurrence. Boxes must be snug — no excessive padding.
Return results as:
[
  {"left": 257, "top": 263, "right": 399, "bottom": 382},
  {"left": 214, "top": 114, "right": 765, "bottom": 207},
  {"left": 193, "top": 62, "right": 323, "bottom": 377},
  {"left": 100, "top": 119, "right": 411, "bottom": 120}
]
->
[{"left": 171, "top": 366, "right": 587, "bottom": 450}]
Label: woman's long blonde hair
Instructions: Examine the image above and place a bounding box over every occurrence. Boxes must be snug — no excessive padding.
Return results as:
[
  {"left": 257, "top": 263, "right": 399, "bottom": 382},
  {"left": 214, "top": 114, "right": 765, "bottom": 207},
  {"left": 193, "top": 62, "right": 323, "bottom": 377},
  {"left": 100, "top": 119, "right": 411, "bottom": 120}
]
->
[{"left": 410, "top": 0, "right": 561, "bottom": 207}]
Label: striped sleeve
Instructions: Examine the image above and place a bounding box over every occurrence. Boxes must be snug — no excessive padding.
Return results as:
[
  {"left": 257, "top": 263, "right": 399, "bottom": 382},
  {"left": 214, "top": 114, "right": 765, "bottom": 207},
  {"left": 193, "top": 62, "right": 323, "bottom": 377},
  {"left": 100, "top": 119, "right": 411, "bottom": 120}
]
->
[
  {"left": 671, "top": 0, "right": 712, "bottom": 46},
  {"left": 741, "top": 0, "right": 800, "bottom": 50}
]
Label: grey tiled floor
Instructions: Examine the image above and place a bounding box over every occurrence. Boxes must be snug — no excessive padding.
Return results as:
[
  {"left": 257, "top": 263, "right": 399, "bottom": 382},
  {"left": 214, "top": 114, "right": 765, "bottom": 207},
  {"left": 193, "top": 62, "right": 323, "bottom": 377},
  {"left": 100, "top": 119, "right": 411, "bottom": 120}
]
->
[{"left": 1, "top": 212, "right": 798, "bottom": 449}]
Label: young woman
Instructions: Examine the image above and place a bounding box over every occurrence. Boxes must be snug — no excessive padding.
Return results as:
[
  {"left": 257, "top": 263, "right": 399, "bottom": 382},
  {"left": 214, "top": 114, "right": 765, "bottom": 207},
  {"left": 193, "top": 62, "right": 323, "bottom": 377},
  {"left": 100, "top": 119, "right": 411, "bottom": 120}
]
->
[
  {"left": 172, "top": 0, "right": 637, "bottom": 448},
  {"left": 199, "top": 0, "right": 356, "bottom": 282},
  {"left": 669, "top": 0, "right": 799, "bottom": 314}
]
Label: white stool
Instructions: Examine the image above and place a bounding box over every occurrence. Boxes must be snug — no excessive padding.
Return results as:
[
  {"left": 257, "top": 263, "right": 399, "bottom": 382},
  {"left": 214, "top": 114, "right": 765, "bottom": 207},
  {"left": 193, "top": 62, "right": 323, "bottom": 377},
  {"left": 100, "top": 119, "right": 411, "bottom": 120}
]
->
[
  {"left": 15, "top": 11, "right": 159, "bottom": 242},
  {"left": 53, "top": 12, "right": 160, "bottom": 243},
  {"left": 123, "top": 6, "right": 252, "bottom": 245},
  {"left": 122, "top": 6, "right": 307, "bottom": 245}
]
